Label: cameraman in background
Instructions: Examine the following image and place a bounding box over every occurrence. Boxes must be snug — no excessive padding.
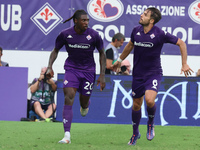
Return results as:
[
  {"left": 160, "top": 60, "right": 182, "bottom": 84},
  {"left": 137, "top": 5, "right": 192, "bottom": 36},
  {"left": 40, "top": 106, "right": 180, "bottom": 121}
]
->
[
  {"left": 118, "top": 59, "right": 131, "bottom": 75},
  {"left": 29, "top": 67, "right": 57, "bottom": 122}
]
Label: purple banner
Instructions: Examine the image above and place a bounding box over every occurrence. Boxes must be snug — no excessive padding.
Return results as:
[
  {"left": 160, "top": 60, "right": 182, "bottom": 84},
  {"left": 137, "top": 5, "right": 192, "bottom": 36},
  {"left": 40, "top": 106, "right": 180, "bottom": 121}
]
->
[
  {"left": 0, "top": 0, "right": 200, "bottom": 55},
  {"left": 0, "top": 0, "right": 71, "bottom": 51},
  {"left": 56, "top": 74, "right": 200, "bottom": 126},
  {"left": 0, "top": 67, "right": 28, "bottom": 121},
  {"left": 76, "top": 0, "right": 200, "bottom": 55}
]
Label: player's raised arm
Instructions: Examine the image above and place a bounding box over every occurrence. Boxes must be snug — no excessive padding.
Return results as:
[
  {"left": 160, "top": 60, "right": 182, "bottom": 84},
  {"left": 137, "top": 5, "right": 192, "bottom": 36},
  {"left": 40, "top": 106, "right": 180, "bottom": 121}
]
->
[{"left": 176, "top": 38, "right": 193, "bottom": 77}]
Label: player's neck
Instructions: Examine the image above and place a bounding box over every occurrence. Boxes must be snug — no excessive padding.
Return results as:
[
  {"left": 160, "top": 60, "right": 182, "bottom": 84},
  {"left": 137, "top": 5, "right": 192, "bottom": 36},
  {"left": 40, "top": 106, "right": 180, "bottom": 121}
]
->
[
  {"left": 143, "top": 24, "right": 154, "bottom": 34},
  {"left": 74, "top": 26, "right": 85, "bottom": 35}
]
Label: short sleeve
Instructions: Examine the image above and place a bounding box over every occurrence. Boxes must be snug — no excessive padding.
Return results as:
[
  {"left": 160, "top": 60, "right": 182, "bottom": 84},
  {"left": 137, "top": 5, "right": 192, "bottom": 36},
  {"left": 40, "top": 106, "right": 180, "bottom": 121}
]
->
[
  {"left": 163, "top": 31, "right": 178, "bottom": 44},
  {"left": 55, "top": 32, "right": 66, "bottom": 50},
  {"left": 95, "top": 33, "right": 104, "bottom": 51},
  {"left": 131, "top": 28, "right": 136, "bottom": 44}
]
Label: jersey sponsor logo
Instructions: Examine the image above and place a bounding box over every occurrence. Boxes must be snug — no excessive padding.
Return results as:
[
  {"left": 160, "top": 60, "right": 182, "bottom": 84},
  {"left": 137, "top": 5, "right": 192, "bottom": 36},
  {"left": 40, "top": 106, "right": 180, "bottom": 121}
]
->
[
  {"left": 188, "top": 0, "right": 200, "bottom": 24},
  {"left": 87, "top": 0, "right": 124, "bottom": 22},
  {"left": 134, "top": 41, "right": 153, "bottom": 48},
  {"left": 68, "top": 44, "right": 90, "bottom": 49},
  {"left": 30, "top": 3, "right": 63, "bottom": 35}
]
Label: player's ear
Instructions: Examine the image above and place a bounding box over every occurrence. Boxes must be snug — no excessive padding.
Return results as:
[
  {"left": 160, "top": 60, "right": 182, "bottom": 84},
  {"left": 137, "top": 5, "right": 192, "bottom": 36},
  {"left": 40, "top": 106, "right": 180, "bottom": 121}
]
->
[
  {"left": 150, "top": 18, "right": 154, "bottom": 24},
  {"left": 74, "top": 18, "right": 78, "bottom": 24}
]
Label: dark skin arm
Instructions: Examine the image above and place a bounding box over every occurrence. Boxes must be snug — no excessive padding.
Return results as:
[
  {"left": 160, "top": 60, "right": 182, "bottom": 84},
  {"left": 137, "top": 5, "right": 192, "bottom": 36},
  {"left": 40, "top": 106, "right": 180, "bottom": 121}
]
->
[
  {"left": 97, "top": 48, "right": 106, "bottom": 91},
  {"left": 46, "top": 47, "right": 59, "bottom": 79}
]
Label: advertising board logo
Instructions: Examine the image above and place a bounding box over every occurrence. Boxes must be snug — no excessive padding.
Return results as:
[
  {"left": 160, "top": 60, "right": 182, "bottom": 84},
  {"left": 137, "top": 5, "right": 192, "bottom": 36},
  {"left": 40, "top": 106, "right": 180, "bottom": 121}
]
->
[
  {"left": 188, "top": 0, "right": 200, "bottom": 24},
  {"left": 87, "top": 0, "right": 124, "bottom": 22},
  {"left": 30, "top": 3, "right": 63, "bottom": 35}
]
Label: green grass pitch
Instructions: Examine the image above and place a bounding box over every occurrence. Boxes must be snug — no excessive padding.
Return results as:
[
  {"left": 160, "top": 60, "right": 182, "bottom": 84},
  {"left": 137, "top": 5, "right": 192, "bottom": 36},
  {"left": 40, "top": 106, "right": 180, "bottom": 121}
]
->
[{"left": 0, "top": 121, "right": 199, "bottom": 150}]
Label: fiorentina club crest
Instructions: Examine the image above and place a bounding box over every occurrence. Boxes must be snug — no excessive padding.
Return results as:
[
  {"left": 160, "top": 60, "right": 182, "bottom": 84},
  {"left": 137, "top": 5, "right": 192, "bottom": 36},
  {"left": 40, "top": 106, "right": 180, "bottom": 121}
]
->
[
  {"left": 87, "top": 0, "right": 124, "bottom": 22},
  {"left": 30, "top": 3, "right": 63, "bottom": 35},
  {"left": 188, "top": 0, "right": 200, "bottom": 24}
]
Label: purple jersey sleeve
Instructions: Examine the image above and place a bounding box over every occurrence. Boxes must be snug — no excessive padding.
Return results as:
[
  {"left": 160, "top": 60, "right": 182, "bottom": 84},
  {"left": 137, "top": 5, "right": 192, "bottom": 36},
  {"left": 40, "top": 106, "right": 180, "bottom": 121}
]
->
[
  {"left": 55, "top": 31, "right": 66, "bottom": 50},
  {"left": 94, "top": 33, "right": 104, "bottom": 51},
  {"left": 162, "top": 32, "right": 178, "bottom": 44},
  {"left": 130, "top": 27, "right": 137, "bottom": 44}
]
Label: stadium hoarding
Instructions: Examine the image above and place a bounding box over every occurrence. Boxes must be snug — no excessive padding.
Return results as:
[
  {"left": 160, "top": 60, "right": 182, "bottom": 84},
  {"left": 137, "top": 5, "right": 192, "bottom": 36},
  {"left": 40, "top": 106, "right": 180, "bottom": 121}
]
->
[
  {"left": 0, "top": 67, "right": 28, "bottom": 121},
  {"left": 56, "top": 74, "right": 200, "bottom": 126},
  {"left": 0, "top": 0, "right": 199, "bottom": 55}
]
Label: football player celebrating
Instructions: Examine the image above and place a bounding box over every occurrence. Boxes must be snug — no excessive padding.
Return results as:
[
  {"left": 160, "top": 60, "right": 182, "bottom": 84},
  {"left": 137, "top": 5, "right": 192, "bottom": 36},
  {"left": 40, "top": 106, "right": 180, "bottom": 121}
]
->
[
  {"left": 112, "top": 7, "right": 193, "bottom": 146},
  {"left": 46, "top": 9, "right": 106, "bottom": 144}
]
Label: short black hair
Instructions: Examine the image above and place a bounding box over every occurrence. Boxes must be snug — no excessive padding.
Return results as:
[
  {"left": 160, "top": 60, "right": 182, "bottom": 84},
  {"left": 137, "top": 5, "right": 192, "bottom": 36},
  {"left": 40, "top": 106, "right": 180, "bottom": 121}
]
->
[
  {"left": 0, "top": 47, "right": 2, "bottom": 53},
  {"left": 112, "top": 33, "right": 125, "bottom": 42},
  {"left": 147, "top": 7, "right": 162, "bottom": 24},
  {"left": 63, "top": 9, "right": 87, "bottom": 23}
]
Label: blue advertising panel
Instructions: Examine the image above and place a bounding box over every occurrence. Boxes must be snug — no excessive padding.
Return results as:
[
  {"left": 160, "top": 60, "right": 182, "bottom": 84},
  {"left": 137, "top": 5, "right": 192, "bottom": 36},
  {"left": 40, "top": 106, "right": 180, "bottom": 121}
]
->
[
  {"left": 56, "top": 74, "right": 200, "bottom": 126},
  {"left": 0, "top": 0, "right": 199, "bottom": 55}
]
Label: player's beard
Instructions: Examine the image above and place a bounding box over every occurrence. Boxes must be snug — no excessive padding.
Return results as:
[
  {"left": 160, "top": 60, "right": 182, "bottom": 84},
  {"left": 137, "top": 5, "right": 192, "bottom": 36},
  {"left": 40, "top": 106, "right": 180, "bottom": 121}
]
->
[
  {"left": 139, "top": 18, "right": 151, "bottom": 27},
  {"left": 75, "top": 25, "right": 87, "bottom": 33}
]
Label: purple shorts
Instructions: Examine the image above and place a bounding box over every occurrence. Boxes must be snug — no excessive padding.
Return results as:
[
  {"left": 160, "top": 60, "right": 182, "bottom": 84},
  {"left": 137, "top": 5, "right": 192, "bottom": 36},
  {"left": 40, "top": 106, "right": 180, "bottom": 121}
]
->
[
  {"left": 132, "top": 74, "right": 162, "bottom": 98},
  {"left": 63, "top": 69, "right": 96, "bottom": 96}
]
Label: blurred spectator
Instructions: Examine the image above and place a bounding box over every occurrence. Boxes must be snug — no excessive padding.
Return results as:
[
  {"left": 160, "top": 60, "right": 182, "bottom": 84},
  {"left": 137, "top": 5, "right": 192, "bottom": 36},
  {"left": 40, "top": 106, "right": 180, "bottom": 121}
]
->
[
  {"left": 105, "top": 33, "right": 125, "bottom": 74},
  {"left": 29, "top": 67, "right": 57, "bottom": 122},
  {"left": 0, "top": 47, "right": 9, "bottom": 67}
]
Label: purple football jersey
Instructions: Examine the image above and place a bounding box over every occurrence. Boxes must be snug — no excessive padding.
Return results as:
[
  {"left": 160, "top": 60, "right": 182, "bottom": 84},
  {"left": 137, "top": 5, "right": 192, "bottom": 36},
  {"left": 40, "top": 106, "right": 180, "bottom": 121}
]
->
[
  {"left": 55, "top": 26, "right": 104, "bottom": 72},
  {"left": 131, "top": 25, "right": 178, "bottom": 78}
]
